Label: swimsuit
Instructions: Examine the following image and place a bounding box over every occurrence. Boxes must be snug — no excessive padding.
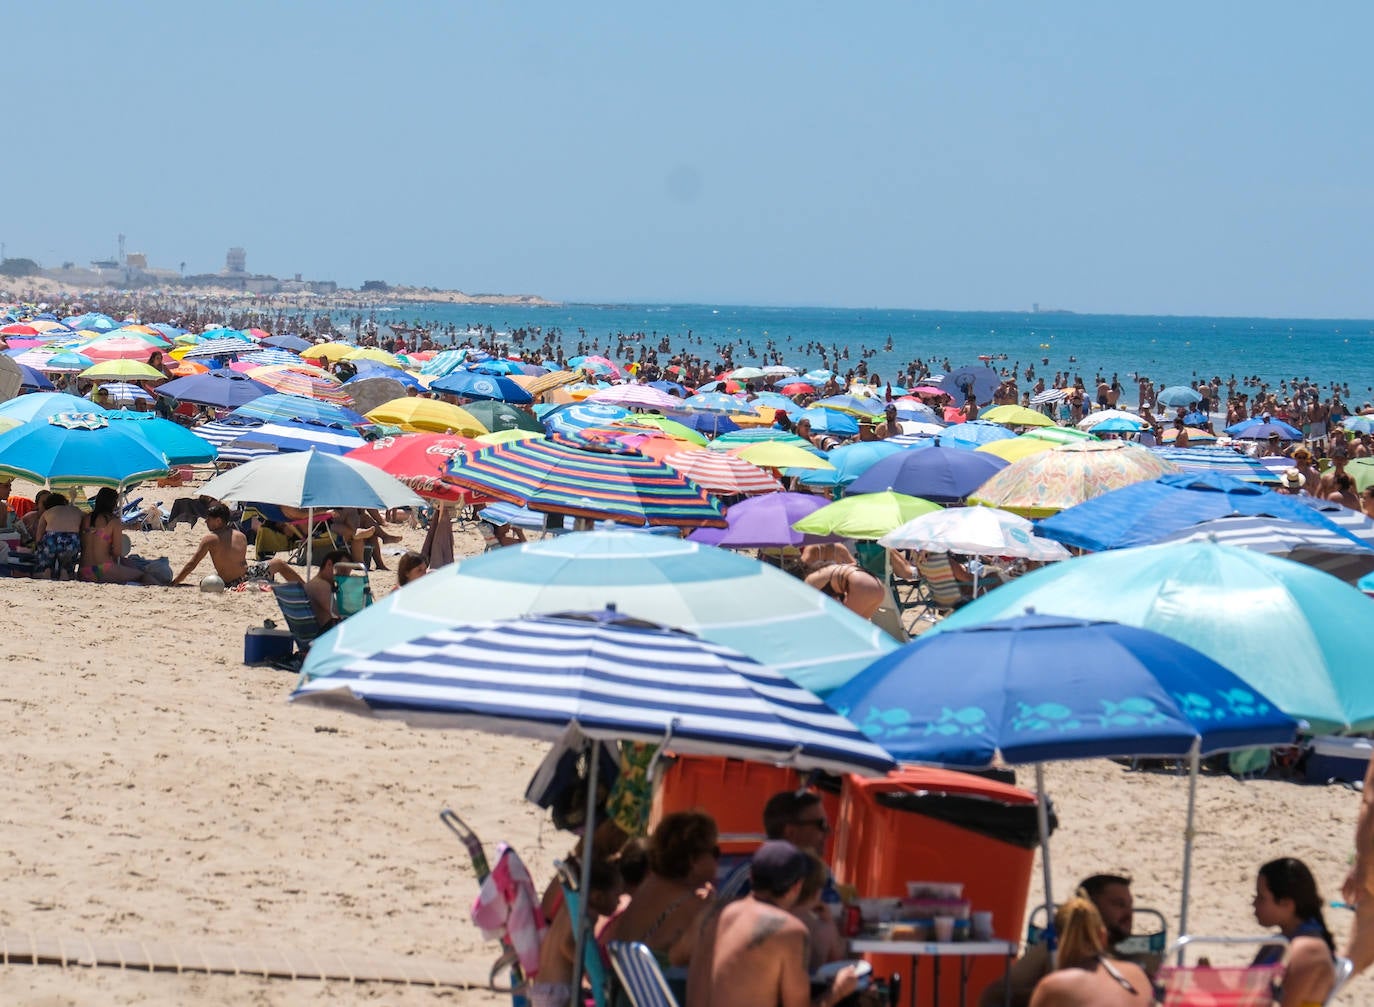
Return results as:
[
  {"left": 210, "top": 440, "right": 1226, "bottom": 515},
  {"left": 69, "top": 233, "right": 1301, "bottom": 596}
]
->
[
  {"left": 818, "top": 564, "right": 856, "bottom": 602},
  {"left": 225, "top": 561, "right": 273, "bottom": 588},
  {"left": 36, "top": 531, "right": 82, "bottom": 574}
]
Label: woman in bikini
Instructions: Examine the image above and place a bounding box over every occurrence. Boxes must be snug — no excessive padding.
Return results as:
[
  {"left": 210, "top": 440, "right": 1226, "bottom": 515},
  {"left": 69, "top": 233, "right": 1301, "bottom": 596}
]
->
[
  {"left": 1028, "top": 895, "right": 1151, "bottom": 1007},
  {"left": 79, "top": 488, "right": 157, "bottom": 585},
  {"left": 1252, "top": 857, "right": 1337, "bottom": 1007},
  {"left": 801, "top": 542, "right": 887, "bottom": 620}
]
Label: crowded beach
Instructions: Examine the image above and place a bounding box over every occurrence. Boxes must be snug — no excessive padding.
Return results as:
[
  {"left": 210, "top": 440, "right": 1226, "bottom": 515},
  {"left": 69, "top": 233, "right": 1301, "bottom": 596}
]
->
[{"left": 3, "top": 294, "right": 1374, "bottom": 1007}]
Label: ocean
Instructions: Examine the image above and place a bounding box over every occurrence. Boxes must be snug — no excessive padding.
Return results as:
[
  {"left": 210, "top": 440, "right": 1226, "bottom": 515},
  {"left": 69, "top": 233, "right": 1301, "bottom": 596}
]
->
[{"left": 372, "top": 302, "right": 1374, "bottom": 405}]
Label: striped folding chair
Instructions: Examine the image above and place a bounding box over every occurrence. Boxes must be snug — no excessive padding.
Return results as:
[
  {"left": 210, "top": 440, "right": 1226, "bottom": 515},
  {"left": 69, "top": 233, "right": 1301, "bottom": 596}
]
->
[{"left": 607, "top": 941, "right": 679, "bottom": 1007}]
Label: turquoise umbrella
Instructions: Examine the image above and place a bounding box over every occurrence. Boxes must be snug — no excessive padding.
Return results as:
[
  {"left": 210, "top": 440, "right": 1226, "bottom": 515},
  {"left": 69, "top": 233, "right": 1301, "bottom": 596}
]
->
[
  {"left": 299, "top": 530, "right": 900, "bottom": 695},
  {"left": 933, "top": 540, "right": 1374, "bottom": 733},
  {"left": 105, "top": 413, "right": 219, "bottom": 464},
  {"left": 0, "top": 411, "right": 170, "bottom": 488},
  {"left": 0, "top": 392, "right": 107, "bottom": 423}
]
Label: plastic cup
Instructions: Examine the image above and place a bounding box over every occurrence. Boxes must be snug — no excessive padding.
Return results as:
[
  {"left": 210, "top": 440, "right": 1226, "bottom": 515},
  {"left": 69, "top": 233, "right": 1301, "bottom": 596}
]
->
[
  {"left": 933, "top": 916, "right": 955, "bottom": 942},
  {"left": 972, "top": 911, "right": 994, "bottom": 940}
]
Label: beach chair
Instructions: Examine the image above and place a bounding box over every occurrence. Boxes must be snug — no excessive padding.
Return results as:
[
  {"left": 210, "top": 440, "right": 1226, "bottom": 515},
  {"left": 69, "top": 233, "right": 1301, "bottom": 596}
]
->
[
  {"left": 607, "top": 941, "right": 680, "bottom": 1007},
  {"left": 1028, "top": 905, "right": 1169, "bottom": 977},
  {"left": 1154, "top": 936, "right": 1286, "bottom": 1007},
  {"left": 332, "top": 568, "right": 374, "bottom": 620},
  {"left": 272, "top": 582, "right": 325, "bottom": 652},
  {"left": 905, "top": 552, "right": 974, "bottom": 622},
  {"left": 555, "top": 860, "right": 610, "bottom": 1007}
]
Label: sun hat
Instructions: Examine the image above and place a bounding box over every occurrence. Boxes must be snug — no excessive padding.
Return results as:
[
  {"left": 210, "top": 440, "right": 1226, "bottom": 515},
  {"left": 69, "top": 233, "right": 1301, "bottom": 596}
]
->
[{"left": 1281, "top": 470, "right": 1305, "bottom": 489}]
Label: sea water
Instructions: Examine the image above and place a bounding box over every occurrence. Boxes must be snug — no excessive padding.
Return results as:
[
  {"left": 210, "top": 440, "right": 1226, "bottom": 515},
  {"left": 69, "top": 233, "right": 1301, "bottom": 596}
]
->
[{"left": 374, "top": 303, "right": 1374, "bottom": 404}]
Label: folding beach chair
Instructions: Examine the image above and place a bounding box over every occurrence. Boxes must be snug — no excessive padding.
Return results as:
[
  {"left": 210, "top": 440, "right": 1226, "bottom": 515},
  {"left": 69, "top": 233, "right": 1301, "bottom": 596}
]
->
[
  {"left": 555, "top": 860, "right": 610, "bottom": 1007},
  {"left": 332, "top": 568, "right": 374, "bottom": 620},
  {"left": 271, "top": 582, "right": 325, "bottom": 664},
  {"left": 607, "top": 941, "right": 680, "bottom": 1007},
  {"left": 1155, "top": 935, "right": 1285, "bottom": 1006}
]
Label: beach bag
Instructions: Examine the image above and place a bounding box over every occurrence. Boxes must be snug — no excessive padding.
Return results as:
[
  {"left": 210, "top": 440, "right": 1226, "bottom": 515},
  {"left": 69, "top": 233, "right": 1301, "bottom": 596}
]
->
[{"left": 127, "top": 554, "right": 174, "bottom": 585}]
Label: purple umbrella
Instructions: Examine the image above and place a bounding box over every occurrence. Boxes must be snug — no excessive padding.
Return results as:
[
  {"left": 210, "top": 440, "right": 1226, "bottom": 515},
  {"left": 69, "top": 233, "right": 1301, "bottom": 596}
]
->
[
  {"left": 687, "top": 491, "right": 836, "bottom": 548},
  {"left": 845, "top": 445, "right": 1008, "bottom": 503}
]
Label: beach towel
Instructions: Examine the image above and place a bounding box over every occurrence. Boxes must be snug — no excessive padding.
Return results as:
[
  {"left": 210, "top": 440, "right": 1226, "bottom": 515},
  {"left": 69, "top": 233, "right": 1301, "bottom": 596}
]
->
[{"left": 471, "top": 844, "right": 546, "bottom": 975}]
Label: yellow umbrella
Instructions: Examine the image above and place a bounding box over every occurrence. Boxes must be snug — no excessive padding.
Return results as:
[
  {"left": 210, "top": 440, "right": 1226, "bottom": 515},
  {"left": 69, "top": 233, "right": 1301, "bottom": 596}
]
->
[
  {"left": 511, "top": 369, "right": 583, "bottom": 397},
  {"left": 301, "top": 342, "right": 354, "bottom": 362},
  {"left": 343, "top": 346, "right": 401, "bottom": 367},
  {"left": 977, "top": 436, "right": 1057, "bottom": 463},
  {"left": 476, "top": 429, "right": 546, "bottom": 445},
  {"left": 726, "top": 442, "right": 835, "bottom": 470},
  {"left": 980, "top": 404, "right": 1055, "bottom": 428},
  {"left": 366, "top": 397, "right": 490, "bottom": 435},
  {"left": 79, "top": 360, "right": 166, "bottom": 381}
]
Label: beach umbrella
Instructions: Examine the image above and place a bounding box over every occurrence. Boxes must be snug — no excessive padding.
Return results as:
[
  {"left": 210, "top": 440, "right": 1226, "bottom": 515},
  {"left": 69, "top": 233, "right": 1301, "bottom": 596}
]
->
[
  {"left": 1149, "top": 446, "right": 1280, "bottom": 484},
  {"left": 846, "top": 445, "right": 1008, "bottom": 503},
  {"left": 935, "top": 365, "right": 1001, "bottom": 405},
  {"left": 778, "top": 382, "right": 815, "bottom": 395},
  {"left": 181, "top": 337, "right": 252, "bottom": 359},
  {"left": 225, "top": 421, "right": 369, "bottom": 457},
  {"left": 727, "top": 366, "right": 768, "bottom": 380},
  {"left": 446, "top": 436, "right": 727, "bottom": 528},
  {"left": 299, "top": 530, "right": 900, "bottom": 696},
  {"left": 1342, "top": 415, "right": 1374, "bottom": 435},
  {"left": 1034, "top": 472, "right": 1363, "bottom": 553},
  {"left": 934, "top": 540, "right": 1374, "bottom": 734},
  {"left": 246, "top": 366, "right": 352, "bottom": 404},
  {"left": 0, "top": 392, "right": 108, "bottom": 423},
  {"left": 675, "top": 411, "right": 741, "bottom": 437},
  {"left": 156, "top": 370, "right": 272, "bottom": 408},
  {"left": 79, "top": 359, "right": 165, "bottom": 381},
  {"left": 687, "top": 491, "right": 835, "bottom": 549},
  {"left": 1088, "top": 416, "right": 1148, "bottom": 434},
  {"left": 616, "top": 415, "right": 708, "bottom": 446},
  {"left": 0, "top": 323, "right": 39, "bottom": 337},
  {"left": 727, "top": 441, "right": 835, "bottom": 471},
  {"left": 893, "top": 399, "right": 942, "bottom": 422},
  {"left": 1232, "top": 421, "right": 1300, "bottom": 442},
  {"left": 1154, "top": 514, "right": 1374, "bottom": 584},
  {"left": 261, "top": 334, "right": 313, "bottom": 352},
  {"left": 1023, "top": 425, "right": 1097, "bottom": 444},
  {"left": 969, "top": 441, "right": 1178, "bottom": 517},
  {"left": 18, "top": 364, "right": 54, "bottom": 391},
  {"left": 568, "top": 355, "right": 623, "bottom": 378},
  {"left": 293, "top": 604, "right": 894, "bottom": 1000},
  {"left": 796, "top": 441, "right": 906, "bottom": 489},
  {"left": 431, "top": 369, "right": 534, "bottom": 404},
  {"left": 240, "top": 349, "right": 308, "bottom": 368},
  {"left": 366, "top": 397, "right": 487, "bottom": 435},
  {"left": 980, "top": 404, "right": 1055, "bottom": 428},
  {"left": 831, "top": 612, "right": 1297, "bottom": 941},
  {"left": 62, "top": 312, "right": 118, "bottom": 332},
  {"left": 345, "top": 433, "right": 482, "bottom": 502},
  {"left": 1154, "top": 385, "right": 1203, "bottom": 408},
  {"left": 683, "top": 392, "right": 757, "bottom": 416},
  {"left": 105, "top": 412, "right": 218, "bottom": 464},
  {"left": 231, "top": 393, "right": 367, "bottom": 427},
  {"left": 748, "top": 391, "right": 801, "bottom": 414},
  {"left": 459, "top": 399, "right": 544, "bottom": 434},
  {"left": 1077, "top": 409, "right": 1148, "bottom": 431},
  {"left": 344, "top": 362, "right": 425, "bottom": 391},
  {"left": 879, "top": 506, "right": 1071, "bottom": 561},
  {"left": 0, "top": 411, "right": 171, "bottom": 488},
  {"left": 709, "top": 429, "right": 815, "bottom": 451},
  {"left": 792, "top": 490, "right": 942, "bottom": 540},
  {"left": 648, "top": 379, "right": 690, "bottom": 397},
  {"left": 1161, "top": 427, "right": 1216, "bottom": 444},
  {"left": 543, "top": 402, "right": 632, "bottom": 438},
  {"left": 94, "top": 382, "right": 154, "bottom": 406},
  {"left": 1224, "top": 416, "right": 1303, "bottom": 439},
  {"left": 660, "top": 450, "right": 783, "bottom": 496},
  {"left": 799, "top": 407, "right": 859, "bottom": 437},
  {"left": 1344, "top": 458, "right": 1374, "bottom": 493},
  {"left": 893, "top": 422, "right": 944, "bottom": 439},
  {"left": 476, "top": 428, "right": 546, "bottom": 446},
  {"left": 976, "top": 436, "right": 1056, "bottom": 464},
  {"left": 938, "top": 420, "right": 1017, "bottom": 449},
  {"left": 343, "top": 347, "right": 402, "bottom": 368},
  {"left": 76, "top": 336, "right": 159, "bottom": 362},
  {"left": 587, "top": 384, "right": 683, "bottom": 411},
  {"left": 812, "top": 394, "right": 885, "bottom": 418},
  {"left": 198, "top": 447, "right": 423, "bottom": 575},
  {"left": 300, "top": 342, "right": 355, "bottom": 363}
]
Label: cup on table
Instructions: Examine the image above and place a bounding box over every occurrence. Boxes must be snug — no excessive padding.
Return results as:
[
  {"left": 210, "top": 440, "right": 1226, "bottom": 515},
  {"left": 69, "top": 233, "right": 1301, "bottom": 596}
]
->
[
  {"left": 972, "top": 910, "right": 994, "bottom": 941},
  {"left": 932, "top": 916, "right": 955, "bottom": 942}
]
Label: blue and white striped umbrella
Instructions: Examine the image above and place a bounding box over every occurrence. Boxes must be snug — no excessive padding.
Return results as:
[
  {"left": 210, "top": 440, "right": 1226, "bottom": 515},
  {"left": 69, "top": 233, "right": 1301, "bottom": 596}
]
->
[
  {"left": 1150, "top": 446, "right": 1279, "bottom": 484},
  {"left": 224, "top": 421, "right": 367, "bottom": 457},
  {"left": 543, "top": 402, "right": 631, "bottom": 437},
  {"left": 230, "top": 393, "right": 367, "bottom": 427},
  {"left": 1155, "top": 514, "right": 1374, "bottom": 584},
  {"left": 292, "top": 608, "right": 895, "bottom": 776},
  {"left": 241, "top": 349, "right": 305, "bottom": 367},
  {"left": 181, "top": 337, "right": 253, "bottom": 359},
  {"left": 93, "top": 381, "right": 153, "bottom": 405}
]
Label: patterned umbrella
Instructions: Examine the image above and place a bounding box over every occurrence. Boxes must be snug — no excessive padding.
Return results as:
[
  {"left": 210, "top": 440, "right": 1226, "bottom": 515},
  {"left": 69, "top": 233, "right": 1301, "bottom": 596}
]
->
[
  {"left": 246, "top": 365, "right": 353, "bottom": 404},
  {"left": 181, "top": 337, "right": 253, "bottom": 359},
  {"left": 970, "top": 441, "right": 1179, "bottom": 517},
  {"left": 345, "top": 433, "right": 483, "bottom": 501},
  {"left": 587, "top": 384, "right": 683, "bottom": 411},
  {"left": 543, "top": 402, "right": 631, "bottom": 437},
  {"left": 445, "top": 436, "right": 727, "bottom": 528},
  {"left": 710, "top": 429, "right": 814, "bottom": 451},
  {"left": 661, "top": 450, "right": 783, "bottom": 496},
  {"left": 683, "top": 392, "right": 758, "bottom": 416}
]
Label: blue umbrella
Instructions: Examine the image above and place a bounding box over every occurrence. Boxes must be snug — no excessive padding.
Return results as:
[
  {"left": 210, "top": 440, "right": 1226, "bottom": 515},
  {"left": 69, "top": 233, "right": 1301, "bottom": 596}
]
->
[
  {"left": 799, "top": 407, "right": 859, "bottom": 437},
  {"left": 648, "top": 380, "right": 689, "bottom": 397},
  {"left": 1232, "top": 421, "right": 1301, "bottom": 442},
  {"left": 261, "top": 334, "right": 314, "bottom": 352},
  {"left": 1343, "top": 415, "right": 1374, "bottom": 435},
  {"left": 679, "top": 412, "right": 740, "bottom": 437},
  {"left": 936, "top": 365, "right": 1001, "bottom": 405},
  {"left": 225, "top": 420, "right": 367, "bottom": 456},
  {"left": 845, "top": 445, "right": 1008, "bottom": 503},
  {"left": 543, "top": 402, "right": 631, "bottom": 437},
  {"left": 0, "top": 392, "right": 108, "bottom": 423},
  {"left": 796, "top": 441, "right": 905, "bottom": 488},
  {"left": 156, "top": 370, "right": 272, "bottom": 408},
  {"left": 1155, "top": 514, "right": 1374, "bottom": 584},
  {"left": 1090, "top": 416, "right": 1148, "bottom": 433},
  {"left": 418, "top": 348, "right": 478, "bottom": 378},
  {"left": 343, "top": 363, "right": 425, "bottom": 392},
  {"left": 18, "top": 364, "right": 54, "bottom": 390},
  {"left": 1224, "top": 416, "right": 1302, "bottom": 439},
  {"left": 1156, "top": 385, "right": 1203, "bottom": 407},
  {"left": 181, "top": 337, "right": 252, "bottom": 359},
  {"left": 683, "top": 392, "right": 757, "bottom": 415},
  {"left": 105, "top": 413, "right": 218, "bottom": 464},
  {"left": 1035, "top": 472, "right": 1363, "bottom": 553},
  {"left": 812, "top": 394, "right": 884, "bottom": 417},
  {"left": 230, "top": 393, "right": 367, "bottom": 427},
  {"left": 1149, "top": 446, "right": 1279, "bottom": 484},
  {"left": 430, "top": 368, "right": 534, "bottom": 404},
  {"left": 749, "top": 391, "right": 801, "bottom": 413},
  {"left": 240, "top": 349, "right": 305, "bottom": 367},
  {"left": 0, "top": 410, "right": 170, "bottom": 488},
  {"left": 938, "top": 420, "right": 1016, "bottom": 449},
  {"left": 831, "top": 612, "right": 1297, "bottom": 937}
]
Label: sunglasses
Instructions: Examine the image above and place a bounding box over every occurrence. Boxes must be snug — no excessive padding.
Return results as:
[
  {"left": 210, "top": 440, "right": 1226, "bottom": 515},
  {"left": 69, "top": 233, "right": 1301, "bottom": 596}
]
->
[{"left": 795, "top": 818, "right": 830, "bottom": 833}]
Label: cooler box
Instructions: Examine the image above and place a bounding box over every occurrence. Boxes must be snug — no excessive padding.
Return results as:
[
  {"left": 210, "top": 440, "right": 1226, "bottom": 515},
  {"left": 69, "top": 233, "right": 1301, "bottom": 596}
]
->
[
  {"left": 833, "top": 768, "right": 1045, "bottom": 1007},
  {"left": 1306, "top": 735, "right": 1372, "bottom": 783},
  {"left": 650, "top": 755, "right": 840, "bottom": 858},
  {"left": 244, "top": 627, "right": 296, "bottom": 665}
]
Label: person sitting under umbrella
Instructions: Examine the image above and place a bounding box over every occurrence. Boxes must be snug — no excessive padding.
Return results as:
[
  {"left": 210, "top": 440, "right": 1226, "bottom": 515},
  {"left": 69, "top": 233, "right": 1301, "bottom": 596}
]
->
[
  {"left": 1251, "top": 857, "right": 1336, "bottom": 1007},
  {"left": 79, "top": 488, "right": 159, "bottom": 586},
  {"left": 1026, "top": 894, "right": 1151, "bottom": 1007},
  {"left": 172, "top": 502, "right": 285, "bottom": 588}
]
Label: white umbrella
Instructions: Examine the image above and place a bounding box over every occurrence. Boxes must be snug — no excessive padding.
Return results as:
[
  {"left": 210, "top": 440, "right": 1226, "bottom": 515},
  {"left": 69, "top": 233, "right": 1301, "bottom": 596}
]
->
[
  {"left": 879, "top": 506, "right": 1071, "bottom": 561},
  {"left": 199, "top": 447, "right": 422, "bottom": 575},
  {"left": 586, "top": 384, "right": 684, "bottom": 411},
  {"left": 1077, "top": 408, "right": 1147, "bottom": 430}
]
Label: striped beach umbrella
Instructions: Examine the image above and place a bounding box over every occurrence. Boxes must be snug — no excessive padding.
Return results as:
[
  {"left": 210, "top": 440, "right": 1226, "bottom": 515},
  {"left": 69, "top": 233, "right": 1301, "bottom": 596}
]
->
[
  {"left": 543, "top": 402, "right": 631, "bottom": 437},
  {"left": 77, "top": 336, "right": 158, "bottom": 362},
  {"left": 660, "top": 450, "right": 783, "bottom": 496},
  {"left": 292, "top": 607, "right": 894, "bottom": 776},
  {"left": 231, "top": 393, "right": 367, "bottom": 427},
  {"left": 445, "top": 436, "right": 727, "bottom": 528},
  {"left": 246, "top": 366, "right": 353, "bottom": 404},
  {"left": 181, "top": 337, "right": 253, "bottom": 359},
  {"left": 587, "top": 384, "right": 684, "bottom": 412},
  {"left": 224, "top": 421, "right": 368, "bottom": 457},
  {"left": 1155, "top": 514, "right": 1374, "bottom": 584},
  {"left": 93, "top": 381, "right": 154, "bottom": 405},
  {"left": 240, "top": 349, "right": 306, "bottom": 367}
]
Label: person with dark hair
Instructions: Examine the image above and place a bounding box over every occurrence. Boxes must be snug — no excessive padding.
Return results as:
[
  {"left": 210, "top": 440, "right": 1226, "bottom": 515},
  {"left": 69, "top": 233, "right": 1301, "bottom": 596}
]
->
[
  {"left": 395, "top": 551, "right": 428, "bottom": 586},
  {"left": 532, "top": 860, "right": 623, "bottom": 1007},
  {"left": 600, "top": 811, "right": 719, "bottom": 968},
  {"left": 1026, "top": 896, "right": 1150, "bottom": 1007},
  {"left": 173, "top": 502, "right": 272, "bottom": 587},
  {"left": 1252, "top": 857, "right": 1336, "bottom": 1007},
  {"left": 687, "top": 841, "right": 856, "bottom": 1007},
  {"left": 33, "top": 492, "right": 85, "bottom": 580},
  {"left": 79, "top": 487, "right": 157, "bottom": 584}
]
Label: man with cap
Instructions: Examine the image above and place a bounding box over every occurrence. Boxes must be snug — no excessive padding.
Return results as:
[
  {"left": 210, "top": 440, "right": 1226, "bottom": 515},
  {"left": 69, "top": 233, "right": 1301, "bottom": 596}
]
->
[{"left": 687, "top": 841, "right": 857, "bottom": 1007}]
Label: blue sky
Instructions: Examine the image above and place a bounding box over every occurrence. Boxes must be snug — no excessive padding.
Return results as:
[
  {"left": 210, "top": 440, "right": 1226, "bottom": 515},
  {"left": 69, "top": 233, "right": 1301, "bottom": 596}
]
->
[{"left": 6, "top": 2, "right": 1372, "bottom": 317}]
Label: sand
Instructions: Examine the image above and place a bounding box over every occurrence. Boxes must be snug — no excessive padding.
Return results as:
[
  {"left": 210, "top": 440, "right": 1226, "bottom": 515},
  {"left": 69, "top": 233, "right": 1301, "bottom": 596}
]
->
[{"left": 0, "top": 482, "right": 1365, "bottom": 1004}]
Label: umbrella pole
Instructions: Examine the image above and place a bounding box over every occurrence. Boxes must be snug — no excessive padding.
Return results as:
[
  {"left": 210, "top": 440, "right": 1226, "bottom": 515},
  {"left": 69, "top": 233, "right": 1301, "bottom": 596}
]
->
[
  {"left": 1178, "top": 738, "right": 1201, "bottom": 962},
  {"left": 305, "top": 506, "right": 314, "bottom": 581},
  {"left": 1035, "top": 763, "right": 1056, "bottom": 964},
  {"left": 569, "top": 739, "right": 600, "bottom": 1007}
]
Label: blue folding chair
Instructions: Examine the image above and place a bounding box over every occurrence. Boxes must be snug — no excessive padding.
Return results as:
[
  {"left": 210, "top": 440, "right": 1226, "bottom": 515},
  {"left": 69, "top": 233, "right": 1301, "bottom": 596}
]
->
[{"left": 607, "top": 942, "right": 679, "bottom": 1007}]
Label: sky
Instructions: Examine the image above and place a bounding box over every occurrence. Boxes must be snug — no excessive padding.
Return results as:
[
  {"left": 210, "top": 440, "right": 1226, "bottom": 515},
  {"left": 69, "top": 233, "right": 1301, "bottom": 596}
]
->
[{"left": 6, "top": 2, "right": 1373, "bottom": 317}]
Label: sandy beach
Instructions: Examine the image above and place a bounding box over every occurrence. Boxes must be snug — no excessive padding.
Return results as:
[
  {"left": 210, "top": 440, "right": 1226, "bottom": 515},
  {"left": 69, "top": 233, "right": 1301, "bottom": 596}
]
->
[{"left": 0, "top": 479, "right": 1365, "bottom": 1005}]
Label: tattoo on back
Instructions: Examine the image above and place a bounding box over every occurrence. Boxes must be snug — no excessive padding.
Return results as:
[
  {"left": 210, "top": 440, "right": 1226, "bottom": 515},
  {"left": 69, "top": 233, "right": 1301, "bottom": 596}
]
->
[{"left": 747, "top": 912, "right": 788, "bottom": 950}]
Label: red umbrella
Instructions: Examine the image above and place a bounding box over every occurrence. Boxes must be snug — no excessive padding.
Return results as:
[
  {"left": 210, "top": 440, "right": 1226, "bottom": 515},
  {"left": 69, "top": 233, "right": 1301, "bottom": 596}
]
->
[
  {"left": 778, "top": 383, "right": 813, "bottom": 396},
  {"left": 345, "top": 433, "right": 484, "bottom": 501},
  {"left": 0, "top": 323, "right": 39, "bottom": 337}
]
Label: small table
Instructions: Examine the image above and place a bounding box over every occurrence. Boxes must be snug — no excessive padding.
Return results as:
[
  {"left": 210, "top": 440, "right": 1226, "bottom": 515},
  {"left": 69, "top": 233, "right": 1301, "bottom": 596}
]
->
[{"left": 848, "top": 938, "right": 1017, "bottom": 1007}]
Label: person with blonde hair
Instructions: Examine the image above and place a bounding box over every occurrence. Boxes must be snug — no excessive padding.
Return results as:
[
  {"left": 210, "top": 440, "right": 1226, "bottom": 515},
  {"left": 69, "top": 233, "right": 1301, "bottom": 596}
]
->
[{"left": 1028, "top": 895, "right": 1151, "bottom": 1007}]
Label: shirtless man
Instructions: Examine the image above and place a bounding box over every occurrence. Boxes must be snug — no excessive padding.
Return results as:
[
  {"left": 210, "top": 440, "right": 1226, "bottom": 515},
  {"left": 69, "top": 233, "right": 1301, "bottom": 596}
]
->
[
  {"left": 172, "top": 502, "right": 275, "bottom": 587},
  {"left": 687, "top": 841, "right": 856, "bottom": 1007},
  {"left": 33, "top": 493, "right": 86, "bottom": 580}
]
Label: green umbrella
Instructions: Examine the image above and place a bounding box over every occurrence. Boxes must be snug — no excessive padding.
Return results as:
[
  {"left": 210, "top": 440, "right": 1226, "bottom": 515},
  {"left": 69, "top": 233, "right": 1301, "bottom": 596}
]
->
[
  {"left": 791, "top": 490, "right": 942, "bottom": 540},
  {"left": 618, "top": 415, "right": 709, "bottom": 446},
  {"left": 461, "top": 399, "right": 543, "bottom": 433},
  {"left": 709, "top": 429, "right": 816, "bottom": 450},
  {"left": 1022, "top": 425, "right": 1098, "bottom": 444},
  {"left": 1345, "top": 458, "right": 1374, "bottom": 493}
]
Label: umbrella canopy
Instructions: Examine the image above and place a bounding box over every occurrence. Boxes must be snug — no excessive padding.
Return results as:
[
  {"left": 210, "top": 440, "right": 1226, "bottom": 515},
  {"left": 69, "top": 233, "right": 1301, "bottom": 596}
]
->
[
  {"left": 587, "top": 384, "right": 683, "bottom": 411},
  {"left": 104, "top": 413, "right": 218, "bottom": 464},
  {"left": 79, "top": 359, "right": 165, "bottom": 381},
  {"left": 661, "top": 450, "right": 783, "bottom": 495},
  {"left": 36, "top": 350, "right": 96, "bottom": 373},
  {"left": 543, "top": 402, "right": 631, "bottom": 437},
  {"left": 934, "top": 540, "right": 1374, "bottom": 733},
  {"left": 1090, "top": 416, "right": 1149, "bottom": 433},
  {"left": 687, "top": 491, "right": 834, "bottom": 549},
  {"left": 710, "top": 429, "right": 815, "bottom": 451},
  {"left": 366, "top": 397, "right": 488, "bottom": 435},
  {"left": 18, "top": 365, "right": 54, "bottom": 390},
  {"left": 969, "top": 441, "right": 1178, "bottom": 517},
  {"left": 300, "top": 342, "right": 355, "bottom": 363},
  {"left": 460, "top": 399, "right": 544, "bottom": 434},
  {"left": 1156, "top": 386, "right": 1204, "bottom": 407},
  {"left": 793, "top": 490, "right": 943, "bottom": 540},
  {"left": 1225, "top": 416, "right": 1303, "bottom": 439},
  {"left": 683, "top": 392, "right": 757, "bottom": 416},
  {"left": 0, "top": 392, "right": 108, "bottom": 423},
  {"left": 0, "top": 411, "right": 171, "bottom": 488},
  {"left": 1149, "top": 446, "right": 1278, "bottom": 484},
  {"left": 294, "top": 608, "right": 894, "bottom": 775},
  {"left": 1153, "top": 514, "right": 1374, "bottom": 584},
  {"left": 300, "top": 531, "right": 900, "bottom": 694},
  {"left": 430, "top": 369, "right": 534, "bottom": 404},
  {"left": 181, "top": 337, "right": 252, "bottom": 359},
  {"left": 618, "top": 415, "right": 708, "bottom": 446},
  {"left": 938, "top": 420, "right": 1017, "bottom": 449},
  {"left": 261, "top": 334, "right": 314, "bottom": 352},
  {"left": 796, "top": 441, "right": 906, "bottom": 488},
  {"left": 77, "top": 336, "right": 158, "bottom": 362},
  {"left": 935, "top": 365, "right": 1001, "bottom": 405},
  {"left": 224, "top": 421, "right": 368, "bottom": 457},
  {"left": 198, "top": 447, "right": 424, "bottom": 510},
  {"left": 812, "top": 394, "right": 884, "bottom": 418},
  {"left": 980, "top": 405, "right": 1055, "bottom": 428},
  {"left": 977, "top": 436, "right": 1056, "bottom": 464},
  {"left": 344, "top": 433, "right": 482, "bottom": 502},
  {"left": 1077, "top": 409, "right": 1147, "bottom": 431},
  {"left": 342, "top": 347, "right": 401, "bottom": 368},
  {"left": 246, "top": 366, "right": 352, "bottom": 404},
  {"left": 1023, "top": 425, "right": 1097, "bottom": 444},
  {"left": 476, "top": 428, "right": 547, "bottom": 446},
  {"left": 1164, "top": 428, "right": 1215, "bottom": 446},
  {"left": 1232, "top": 421, "right": 1300, "bottom": 442},
  {"left": 727, "top": 441, "right": 835, "bottom": 471},
  {"left": 1342, "top": 416, "right": 1374, "bottom": 435},
  {"left": 798, "top": 407, "right": 859, "bottom": 437},
  {"left": 156, "top": 370, "right": 272, "bottom": 408},
  {"left": 1034, "top": 472, "right": 1365, "bottom": 553},
  {"left": 879, "top": 506, "right": 1071, "bottom": 560},
  {"left": 445, "top": 436, "right": 727, "bottom": 528},
  {"left": 846, "top": 445, "right": 1008, "bottom": 503},
  {"left": 231, "top": 393, "right": 367, "bottom": 427}
]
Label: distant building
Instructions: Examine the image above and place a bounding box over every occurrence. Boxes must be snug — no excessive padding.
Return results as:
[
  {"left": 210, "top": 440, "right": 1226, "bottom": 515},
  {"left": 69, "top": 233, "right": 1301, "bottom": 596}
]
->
[{"left": 225, "top": 247, "right": 247, "bottom": 274}]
